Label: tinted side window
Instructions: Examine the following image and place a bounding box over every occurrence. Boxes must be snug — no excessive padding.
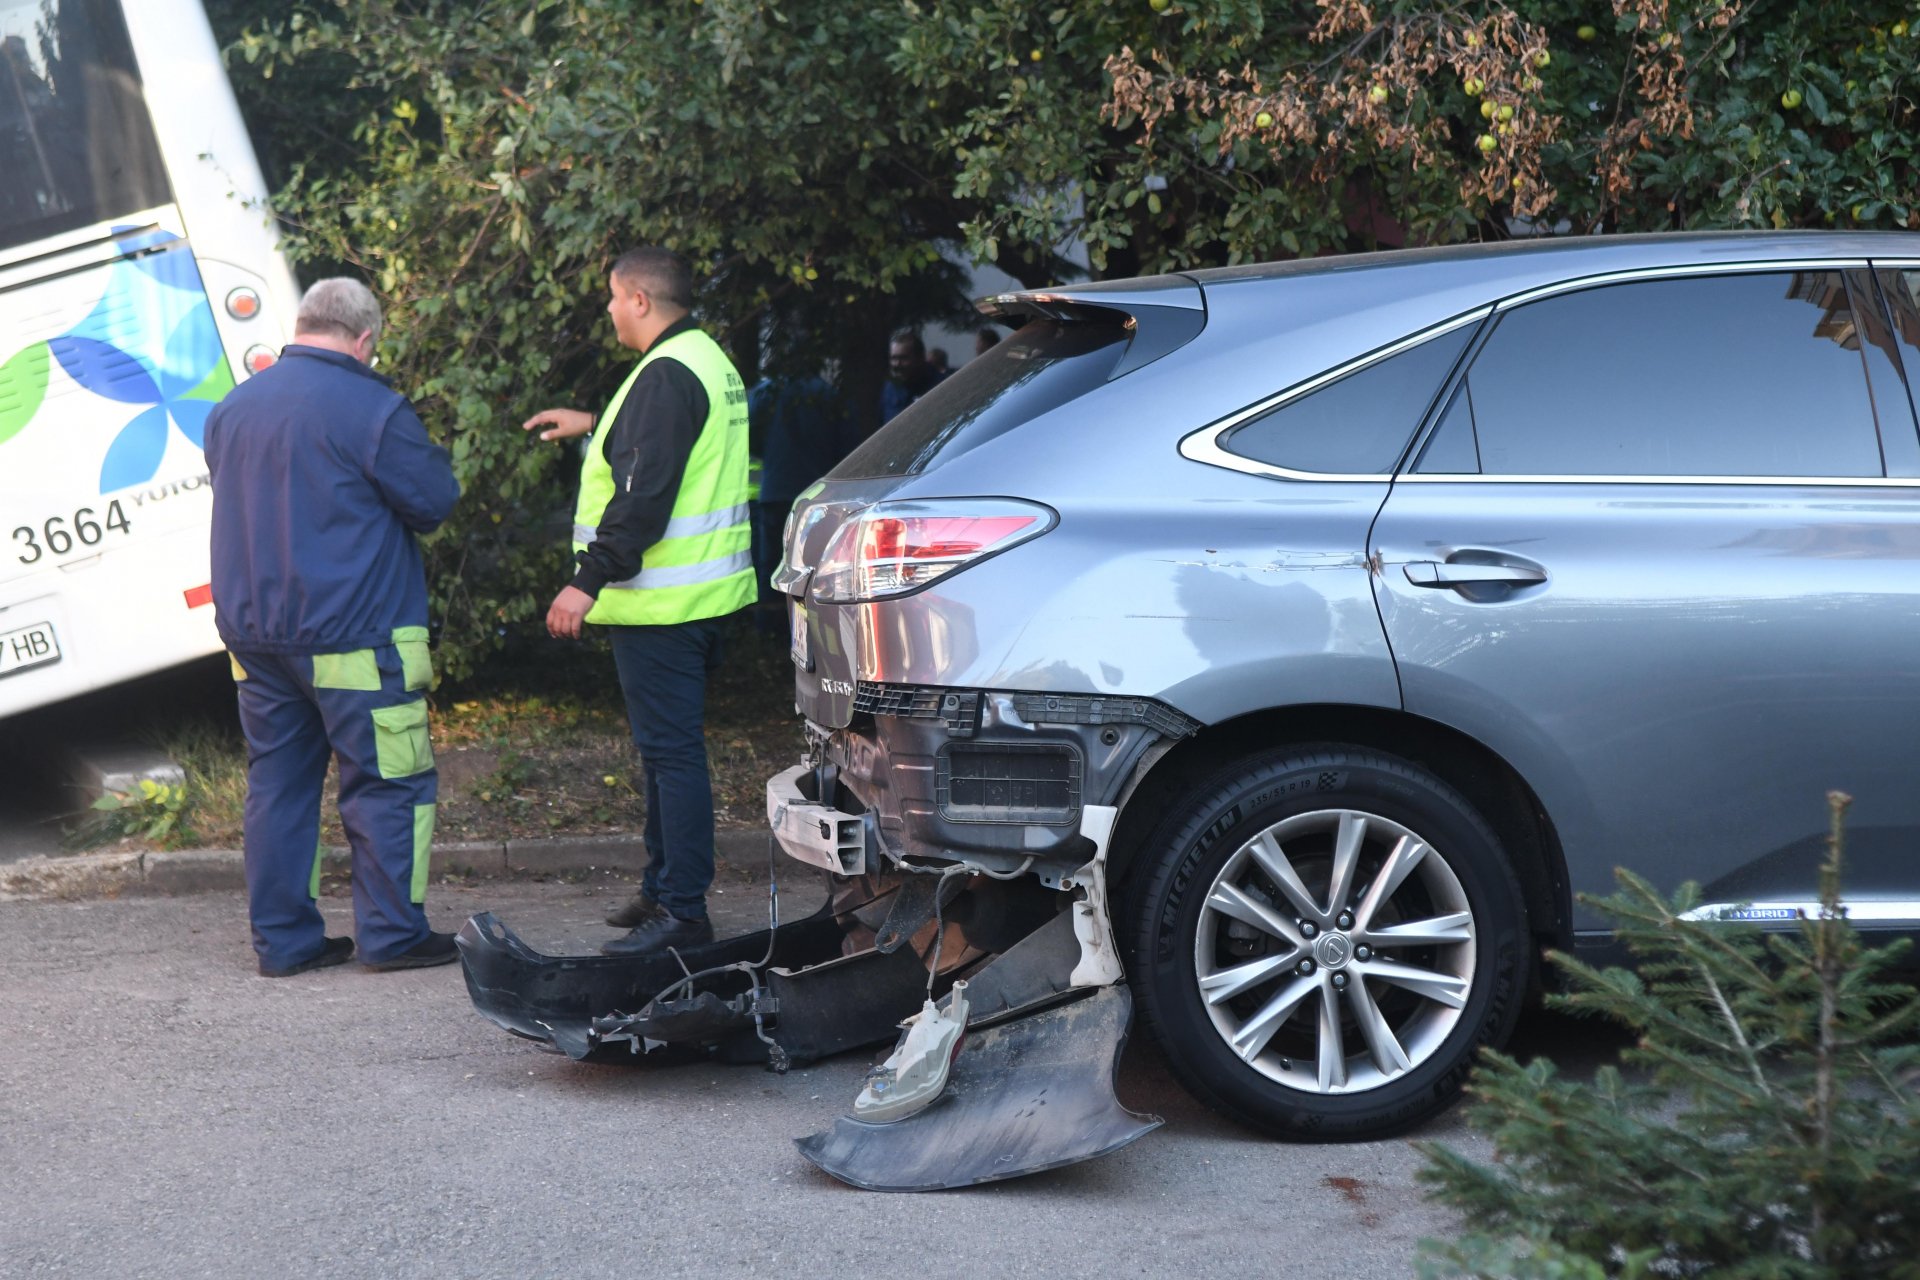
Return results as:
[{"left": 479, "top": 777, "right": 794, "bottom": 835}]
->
[
  {"left": 1873, "top": 268, "right": 1920, "bottom": 454},
  {"left": 0, "top": 0, "right": 172, "bottom": 252},
  {"left": 1457, "top": 272, "right": 1884, "bottom": 478},
  {"left": 1222, "top": 324, "right": 1472, "bottom": 474},
  {"left": 1875, "top": 268, "right": 1920, "bottom": 357},
  {"left": 1414, "top": 385, "right": 1480, "bottom": 473},
  {"left": 1844, "top": 269, "right": 1920, "bottom": 476}
]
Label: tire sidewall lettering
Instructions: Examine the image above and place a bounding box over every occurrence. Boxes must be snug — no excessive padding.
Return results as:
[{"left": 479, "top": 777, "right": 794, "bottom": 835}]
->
[{"left": 1159, "top": 800, "right": 1242, "bottom": 961}]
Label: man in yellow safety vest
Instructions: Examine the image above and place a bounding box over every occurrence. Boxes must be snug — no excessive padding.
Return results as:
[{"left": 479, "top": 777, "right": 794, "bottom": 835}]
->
[{"left": 523, "top": 247, "right": 754, "bottom": 957}]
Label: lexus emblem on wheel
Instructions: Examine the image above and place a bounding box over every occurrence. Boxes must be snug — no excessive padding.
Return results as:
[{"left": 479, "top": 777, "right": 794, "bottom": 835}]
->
[{"left": 1314, "top": 933, "right": 1352, "bottom": 969}]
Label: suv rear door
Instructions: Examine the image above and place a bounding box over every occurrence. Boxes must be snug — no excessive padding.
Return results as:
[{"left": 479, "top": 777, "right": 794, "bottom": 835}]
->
[{"left": 1368, "top": 264, "right": 1920, "bottom": 934}]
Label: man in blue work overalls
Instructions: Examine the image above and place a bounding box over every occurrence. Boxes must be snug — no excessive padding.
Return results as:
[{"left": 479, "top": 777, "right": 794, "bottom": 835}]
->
[{"left": 206, "top": 278, "right": 460, "bottom": 977}]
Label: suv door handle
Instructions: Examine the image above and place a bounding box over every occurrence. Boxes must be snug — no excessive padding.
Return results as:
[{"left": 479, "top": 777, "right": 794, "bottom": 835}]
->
[{"left": 1403, "top": 561, "right": 1548, "bottom": 587}]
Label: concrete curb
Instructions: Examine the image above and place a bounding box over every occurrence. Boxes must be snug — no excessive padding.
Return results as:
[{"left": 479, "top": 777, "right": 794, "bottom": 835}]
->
[{"left": 0, "top": 829, "right": 773, "bottom": 902}]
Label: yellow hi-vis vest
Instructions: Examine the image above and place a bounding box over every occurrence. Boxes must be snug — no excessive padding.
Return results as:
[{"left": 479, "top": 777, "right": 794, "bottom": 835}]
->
[{"left": 571, "top": 328, "right": 756, "bottom": 626}]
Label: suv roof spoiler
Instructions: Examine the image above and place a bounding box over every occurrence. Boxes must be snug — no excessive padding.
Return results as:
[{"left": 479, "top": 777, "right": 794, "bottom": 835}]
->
[{"left": 977, "top": 273, "right": 1207, "bottom": 378}]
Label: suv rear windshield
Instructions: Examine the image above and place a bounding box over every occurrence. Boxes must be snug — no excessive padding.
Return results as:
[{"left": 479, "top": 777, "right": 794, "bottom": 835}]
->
[
  {"left": 0, "top": 0, "right": 171, "bottom": 253},
  {"left": 834, "top": 318, "right": 1132, "bottom": 478}
]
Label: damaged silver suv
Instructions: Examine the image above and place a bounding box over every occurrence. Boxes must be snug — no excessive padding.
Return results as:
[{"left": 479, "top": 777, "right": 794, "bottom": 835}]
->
[{"left": 462, "top": 232, "right": 1920, "bottom": 1190}]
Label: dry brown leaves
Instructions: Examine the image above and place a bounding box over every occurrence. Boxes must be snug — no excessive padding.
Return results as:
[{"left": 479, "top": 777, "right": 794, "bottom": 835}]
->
[{"left": 1107, "top": 0, "right": 1745, "bottom": 231}]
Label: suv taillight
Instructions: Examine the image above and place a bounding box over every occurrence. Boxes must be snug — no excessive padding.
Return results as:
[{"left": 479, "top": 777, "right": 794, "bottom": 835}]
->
[{"left": 809, "top": 499, "right": 1054, "bottom": 604}]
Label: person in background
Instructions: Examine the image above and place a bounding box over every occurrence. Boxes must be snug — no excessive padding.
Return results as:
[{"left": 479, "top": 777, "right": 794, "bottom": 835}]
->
[
  {"left": 974, "top": 326, "right": 1002, "bottom": 358},
  {"left": 880, "top": 330, "right": 946, "bottom": 423},
  {"left": 927, "top": 346, "right": 951, "bottom": 377},
  {"left": 747, "top": 374, "right": 859, "bottom": 633},
  {"left": 206, "top": 278, "right": 460, "bottom": 978}
]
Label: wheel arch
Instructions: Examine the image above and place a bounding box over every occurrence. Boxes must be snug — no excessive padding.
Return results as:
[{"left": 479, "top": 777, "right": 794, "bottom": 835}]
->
[{"left": 1110, "top": 703, "right": 1573, "bottom": 952}]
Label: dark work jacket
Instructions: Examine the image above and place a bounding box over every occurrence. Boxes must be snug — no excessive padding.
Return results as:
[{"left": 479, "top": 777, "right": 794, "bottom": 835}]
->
[
  {"left": 204, "top": 344, "right": 459, "bottom": 654},
  {"left": 570, "top": 314, "right": 710, "bottom": 597}
]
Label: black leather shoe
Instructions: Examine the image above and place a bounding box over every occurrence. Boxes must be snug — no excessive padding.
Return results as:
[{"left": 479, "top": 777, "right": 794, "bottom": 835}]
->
[
  {"left": 364, "top": 931, "right": 459, "bottom": 971},
  {"left": 605, "top": 890, "right": 663, "bottom": 929},
  {"left": 601, "top": 912, "right": 715, "bottom": 957},
  {"left": 259, "top": 935, "right": 354, "bottom": 978}
]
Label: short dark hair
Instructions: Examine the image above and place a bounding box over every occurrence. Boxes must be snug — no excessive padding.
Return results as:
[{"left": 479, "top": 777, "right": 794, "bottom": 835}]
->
[
  {"left": 975, "top": 327, "right": 1001, "bottom": 351},
  {"left": 890, "top": 330, "right": 924, "bottom": 357},
  {"left": 612, "top": 247, "right": 693, "bottom": 310}
]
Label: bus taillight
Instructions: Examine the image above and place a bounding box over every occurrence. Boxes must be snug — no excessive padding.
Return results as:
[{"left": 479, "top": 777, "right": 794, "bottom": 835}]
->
[
  {"left": 244, "top": 345, "right": 278, "bottom": 374},
  {"left": 226, "top": 288, "right": 261, "bottom": 319}
]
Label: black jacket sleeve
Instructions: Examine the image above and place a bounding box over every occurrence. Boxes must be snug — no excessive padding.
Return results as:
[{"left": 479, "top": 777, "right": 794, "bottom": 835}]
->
[{"left": 570, "top": 353, "right": 709, "bottom": 596}]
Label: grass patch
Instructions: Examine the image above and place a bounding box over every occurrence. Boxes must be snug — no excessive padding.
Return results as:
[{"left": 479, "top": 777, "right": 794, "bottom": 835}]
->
[
  {"left": 61, "top": 716, "right": 251, "bottom": 851},
  {"left": 67, "top": 616, "right": 806, "bottom": 851},
  {"left": 433, "top": 616, "right": 802, "bottom": 840}
]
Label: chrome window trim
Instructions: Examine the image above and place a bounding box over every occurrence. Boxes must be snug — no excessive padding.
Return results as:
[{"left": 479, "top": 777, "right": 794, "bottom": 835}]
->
[
  {"left": 1491, "top": 256, "right": 1868, "bottom": 309},
  {"left": 1397, "top": 473, "right": 1920, "bottom": 487},
  {"left": 1177, "top": 309, "right": 1490, "bottom": 483},
  {"left": 1181, "top": 258, "right": 1881, "bottom": 485},
  {"left": 1682, "top": 899, "right": 1920, "bottom": 925}
]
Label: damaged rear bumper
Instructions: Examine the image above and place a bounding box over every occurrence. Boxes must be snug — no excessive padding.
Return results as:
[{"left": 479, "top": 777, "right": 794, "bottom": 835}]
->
[{"left": 459, "top": 686, "right": 1199, "bottom": 1191}]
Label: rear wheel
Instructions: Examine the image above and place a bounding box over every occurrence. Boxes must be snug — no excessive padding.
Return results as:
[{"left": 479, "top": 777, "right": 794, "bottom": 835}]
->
[{"left": 1127, "top": 745, "right": 1529, "bottom": 1139}]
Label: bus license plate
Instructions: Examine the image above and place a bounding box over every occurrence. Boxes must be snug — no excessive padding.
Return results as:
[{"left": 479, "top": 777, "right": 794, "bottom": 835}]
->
[
  {"left": 0, "top": 620, "right": 60, "bottom": 679},
  {"left": 790, "top": 600, "right": 810, "bottom": 669}
]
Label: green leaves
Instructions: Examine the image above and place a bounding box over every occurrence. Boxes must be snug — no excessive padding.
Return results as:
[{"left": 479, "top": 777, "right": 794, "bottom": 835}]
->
[
  {"left": 74, "top": 779, "right": 192, "bottom": 849},
  {"left": 209, "top": 0, "right": 1013, "bottom": 680},
  {"left": 206, "top": 0, "right": 1920, "bottom": 682},
  {"left": 1419, "top": 793, "right": 1920, "bottom": 1278}
]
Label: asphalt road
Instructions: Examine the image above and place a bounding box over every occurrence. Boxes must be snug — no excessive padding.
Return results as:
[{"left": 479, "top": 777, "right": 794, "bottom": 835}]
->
[{"left": 0, "top": 856, "right": 1618, "bottom": 1279}]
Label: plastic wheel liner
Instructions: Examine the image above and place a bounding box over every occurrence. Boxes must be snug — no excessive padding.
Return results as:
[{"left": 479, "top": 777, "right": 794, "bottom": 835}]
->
[
  {"left": 795, "top": 984, "right": 1151, "bottom": 1191},
  {"left": 456, "top": 822, "right": 1162, "bottom": 1191}
]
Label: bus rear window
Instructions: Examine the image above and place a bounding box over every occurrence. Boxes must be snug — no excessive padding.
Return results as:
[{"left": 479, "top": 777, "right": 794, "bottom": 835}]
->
[
  {"left": 0, "top": 0, "right": 171, "bottom": 253},
  {"left": 835, "top": 319, "right": 1132, "bottom": 478}
]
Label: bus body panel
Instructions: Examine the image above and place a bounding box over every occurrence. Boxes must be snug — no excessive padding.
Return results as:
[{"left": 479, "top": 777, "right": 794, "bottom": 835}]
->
[
  {"left": 0, "top": 0, "right": 298, "bottom": 719},
  {"left": 118, "top": 0, "right": 301, "bottom": 338}
]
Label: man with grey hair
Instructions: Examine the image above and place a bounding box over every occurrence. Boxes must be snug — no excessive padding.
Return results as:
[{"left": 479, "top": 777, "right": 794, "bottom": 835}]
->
[
  {"left": 293, "top": 276, "right": 385, "bottom": 352},
  {"left": 205, "top": 277, "right": 461, "bottom": 977}
]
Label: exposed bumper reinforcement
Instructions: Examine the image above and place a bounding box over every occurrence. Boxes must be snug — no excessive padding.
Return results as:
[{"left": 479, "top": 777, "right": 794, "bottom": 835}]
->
[{"left": 766, "top": 763, "right": 867, "bottom": 875}]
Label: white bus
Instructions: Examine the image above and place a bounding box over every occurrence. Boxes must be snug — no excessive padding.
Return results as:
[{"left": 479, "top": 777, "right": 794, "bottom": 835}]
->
[{"left": 0, "top": 0, "right": 298, "bottom": 719}]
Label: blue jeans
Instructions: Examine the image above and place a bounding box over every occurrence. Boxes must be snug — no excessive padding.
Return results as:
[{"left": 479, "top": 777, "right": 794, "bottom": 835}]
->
[{"left": 607, "top": 618, "right": 726, "bottom": 921}]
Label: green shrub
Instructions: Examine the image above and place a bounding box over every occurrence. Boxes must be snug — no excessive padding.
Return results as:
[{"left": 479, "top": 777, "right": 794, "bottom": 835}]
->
[
  {"left": 72, "top": 779, "right": 193, "bottom": 850},
  {"left": 1418, "top": 792, "right": 1920, "bottom": 1280}
]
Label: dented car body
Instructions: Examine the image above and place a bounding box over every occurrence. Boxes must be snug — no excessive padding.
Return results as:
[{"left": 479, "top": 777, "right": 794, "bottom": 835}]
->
[{"left": 463, "top": 232, "right": 1920, "bottom": 1189}]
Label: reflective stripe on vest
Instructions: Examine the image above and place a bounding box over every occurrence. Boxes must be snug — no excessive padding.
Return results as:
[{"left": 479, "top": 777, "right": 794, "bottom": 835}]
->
[
  {"left": 571, "top": 328, "right": 756, "bottom": 627},
  {"left": 604, "top": 549, "right": 754, "bottom": 591},
  {"left": 572, "top": 500, "right": 750, "bottom": 548}
]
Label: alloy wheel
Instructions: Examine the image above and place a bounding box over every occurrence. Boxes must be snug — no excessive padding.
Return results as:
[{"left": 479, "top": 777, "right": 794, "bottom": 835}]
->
[{"left": 1192, "top": 808, "right": 1477, "bottom": 1095}]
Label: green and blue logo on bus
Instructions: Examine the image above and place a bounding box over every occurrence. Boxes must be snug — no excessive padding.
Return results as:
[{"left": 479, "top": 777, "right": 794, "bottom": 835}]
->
[{"left": 0, "top": 228, "right": 234, "bottom": 492}]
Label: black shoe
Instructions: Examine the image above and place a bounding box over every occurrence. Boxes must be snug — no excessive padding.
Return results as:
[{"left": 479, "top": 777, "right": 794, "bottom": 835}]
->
[
  {"left": 600, "top": 912, "right": 715, "bottom": 957},
  {"left": 605, "top": 889, "right": 663, "bottom": 929},
  {"left": 260, "top": 935, "right": 354, "bottom": 978},
  {"left": 364, "top": 931, "right": 459, "bottom": 971}
]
